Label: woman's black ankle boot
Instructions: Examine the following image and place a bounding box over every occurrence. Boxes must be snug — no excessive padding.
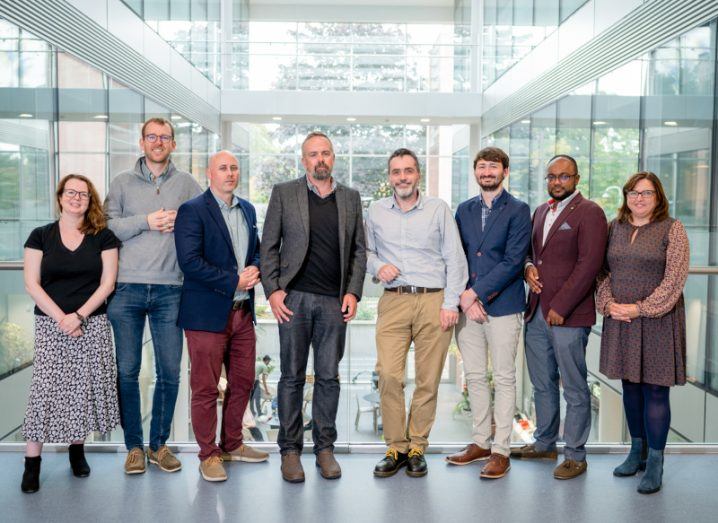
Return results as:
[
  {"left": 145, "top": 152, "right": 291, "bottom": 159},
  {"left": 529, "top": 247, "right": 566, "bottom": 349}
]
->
[
  {"left": 69, "top": 444, "right": 91, "bottom": 477},
  {"left": 21, "top": 456, "right": 41, "bottom": 493}
]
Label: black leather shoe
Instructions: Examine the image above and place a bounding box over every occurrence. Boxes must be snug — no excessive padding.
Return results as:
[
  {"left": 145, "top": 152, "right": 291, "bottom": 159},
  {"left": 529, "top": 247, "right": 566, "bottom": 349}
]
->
[
  {"left": 69, "top": 444, "right": 91, "bottom": 478},
  {"left": 406, "top": 449, "right": 427, "bottom": 477},
  {"left": 373, "top": 448, "right": 408, "bottom": 477}
]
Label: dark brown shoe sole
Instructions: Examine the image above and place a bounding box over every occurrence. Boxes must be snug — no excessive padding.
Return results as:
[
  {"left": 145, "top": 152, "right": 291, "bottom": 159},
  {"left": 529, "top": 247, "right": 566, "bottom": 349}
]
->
[
  {"left": 281, "top": 472, "right": 305, "bottom": 483},
  {"left": 446, "top": 455, "right": 491, "bottom": 466},
  {"left": 316, "top": 462, "right": 341, "bottom": 480},
  {"left": 511, "top": 452, "right": 558, "bottom": 460},
  {"left": 373, "top": 462, "right": 407, "bottom": 478},
  {"left": 480, "top": 464, "right": 511, "bottom": 479}
]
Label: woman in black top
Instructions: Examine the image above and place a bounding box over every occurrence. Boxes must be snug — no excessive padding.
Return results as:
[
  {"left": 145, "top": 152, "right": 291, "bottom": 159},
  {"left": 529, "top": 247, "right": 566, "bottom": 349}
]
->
[{"left": 21, "top": 174, "right": 120, "bottom": 493}]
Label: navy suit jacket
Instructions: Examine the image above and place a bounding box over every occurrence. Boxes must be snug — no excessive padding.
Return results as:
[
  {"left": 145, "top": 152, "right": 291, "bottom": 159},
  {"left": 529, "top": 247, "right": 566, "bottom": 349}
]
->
[
  {"left": 455, "top": 190, "right": 532, "bottom": 316},
  {"left": 175, "top": 189, "right": 260, "bottom": 332}
]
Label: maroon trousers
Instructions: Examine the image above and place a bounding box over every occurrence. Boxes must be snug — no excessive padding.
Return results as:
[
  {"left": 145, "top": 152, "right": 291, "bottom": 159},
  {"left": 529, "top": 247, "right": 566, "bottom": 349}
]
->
[{"left": 185, "top": 307, "right": 256, "bottom": 461}]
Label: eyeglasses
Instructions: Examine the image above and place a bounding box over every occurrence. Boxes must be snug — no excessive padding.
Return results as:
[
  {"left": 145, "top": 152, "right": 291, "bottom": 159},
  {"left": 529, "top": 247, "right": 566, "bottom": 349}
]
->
[
  {"left": 626, "top": 190, "right": 656, "bottom": 199},
  {"left": 143, "top": 134, "right": 173, "bottom": 143},
  {"left": 545, "top": 173, "right": 577, "bottom": 183},
  {"left": 64, "top": 189, "right": 90, "bottom": 200}
]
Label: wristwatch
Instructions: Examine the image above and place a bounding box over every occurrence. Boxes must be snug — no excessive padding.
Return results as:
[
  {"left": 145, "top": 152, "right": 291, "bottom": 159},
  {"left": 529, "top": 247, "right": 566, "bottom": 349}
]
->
[{"left": 75, "top": 311, "right": 88, "bottom": 328}]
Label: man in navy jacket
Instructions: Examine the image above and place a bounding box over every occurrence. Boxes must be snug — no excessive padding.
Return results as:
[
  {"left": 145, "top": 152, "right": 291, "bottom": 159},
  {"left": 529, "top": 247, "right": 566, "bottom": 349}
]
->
[
  {"left": 175, "top": 150, "right": 268, "bottom": 483},
  {"left": 446, "top": 147, "right": 531, "bottom": 479}
]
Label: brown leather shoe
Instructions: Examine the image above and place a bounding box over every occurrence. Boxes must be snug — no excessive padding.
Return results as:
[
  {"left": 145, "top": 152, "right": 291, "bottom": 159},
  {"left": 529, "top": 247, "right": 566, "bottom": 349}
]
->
[
  {"left": 281, "top": 452, "right": 305, "bottom": 483},
  {"left": 315, "top": 449, "right": 341, "bottom": 479},
  {"left": 553, "top": 458, "right": 587, "bottom": 479},
  {"left": 480, "top": 453, "right": 511, "bottom": 479},
  {"left": 510, "top": 444, "right": 558, "bottom": 460},
  {"left": 446, "top": 443, "right": 491, "bottom": 465}
]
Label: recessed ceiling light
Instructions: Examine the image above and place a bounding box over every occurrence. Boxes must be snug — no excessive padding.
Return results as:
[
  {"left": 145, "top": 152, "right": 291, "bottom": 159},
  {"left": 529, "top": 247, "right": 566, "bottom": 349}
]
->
[
  {"left": 346, "top": 117, "right": 356, "bottom": 122},
  {"left": 171, "top": 115, "right": 182, "bottom": 121},
  {"left": 520, "top": 119, "right": 530, "bottom": 124},
  {"left": 19, "top": 113, "right": 33, "bottom": 118},
  {"left": 272, "top": 116, "right": 282, "bottom": 121},
  {"left": 663, "top": 121, "right": 678, "bottom": 126},
  {"left": 93, "top": 114, "right": 108, "bottom": 119},
  {"left": 420, "top": 118, "right": 431, "bottom": 123},
  {"left": 593, "top": 121, "right": 607, "bottom": 126}
]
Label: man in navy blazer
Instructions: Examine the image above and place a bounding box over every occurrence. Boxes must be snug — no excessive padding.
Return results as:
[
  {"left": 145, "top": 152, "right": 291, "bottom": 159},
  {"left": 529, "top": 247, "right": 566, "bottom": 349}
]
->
[
  {"left": 175, "top": 150, "right": 268, "bottom": 483},
  {"left": 446, "top": 147, "right": 531, "bottom": 479}
]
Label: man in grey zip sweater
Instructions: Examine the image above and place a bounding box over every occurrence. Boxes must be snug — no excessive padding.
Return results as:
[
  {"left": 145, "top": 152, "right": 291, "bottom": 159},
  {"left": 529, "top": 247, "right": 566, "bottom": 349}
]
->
[{"left": 105, "top": 117, "right": 202, "bottom": 475}]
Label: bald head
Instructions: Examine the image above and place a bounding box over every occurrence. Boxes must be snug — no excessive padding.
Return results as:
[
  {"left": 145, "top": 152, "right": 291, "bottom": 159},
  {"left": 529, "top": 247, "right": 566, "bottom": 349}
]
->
[{"left": 207, "top": 150, "right": 239, "bottom": 203}]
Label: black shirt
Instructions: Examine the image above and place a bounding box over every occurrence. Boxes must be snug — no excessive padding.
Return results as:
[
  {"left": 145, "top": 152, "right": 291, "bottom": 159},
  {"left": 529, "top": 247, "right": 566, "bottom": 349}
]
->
[
  {"left": 24, "top": 222, "right": 120, "bottom": 316},
  {"left": 290, "top": 189, "right": 342, "bottom": 297}
]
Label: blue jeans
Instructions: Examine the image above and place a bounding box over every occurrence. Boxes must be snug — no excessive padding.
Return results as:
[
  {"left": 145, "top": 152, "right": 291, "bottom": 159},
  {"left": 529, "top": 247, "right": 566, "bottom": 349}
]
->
[
  {"left": 108, "top": 283, "right": 183, "bottom": 451},
  {"left": 277, "top": 290, "right": 346, "bottom": 454},
  {"left": 524, "top": 309, "right": 591, "bottom": 461}
]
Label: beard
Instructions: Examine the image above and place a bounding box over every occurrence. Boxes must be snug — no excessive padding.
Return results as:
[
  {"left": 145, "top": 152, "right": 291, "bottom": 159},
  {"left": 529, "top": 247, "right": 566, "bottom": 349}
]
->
[
  {"left": 549, "top": 186, "right": 575, "bottom": 201},
  {"left": 312, "top": 163, "right": 332, "bottom": 180},
  {"left": 393, "top": 183, "right": 417, "bottom": 199},
  {"left": 479, "top": 179, "right": 502, "bottom": 191}
]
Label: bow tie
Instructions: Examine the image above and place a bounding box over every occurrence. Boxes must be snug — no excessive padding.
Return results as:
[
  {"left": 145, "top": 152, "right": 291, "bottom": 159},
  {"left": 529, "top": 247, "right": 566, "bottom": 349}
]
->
[{"left": 548, "top": 199, "right": 559, "bottom": 212}]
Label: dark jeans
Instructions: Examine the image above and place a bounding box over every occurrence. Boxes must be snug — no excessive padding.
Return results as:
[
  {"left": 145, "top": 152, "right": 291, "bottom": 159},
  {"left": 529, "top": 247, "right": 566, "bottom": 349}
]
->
[
  {"left": 524, "top": 308, "right": 591, "bottom": 461},
  {"left": 277, "top": 290, "right": 346, "bottom": 454},
  {"left": 186, "top": 307, "right": 255, "bottom": 461},
  {"left": 108, "top": 283, "right": 183, "bottom": 451}
]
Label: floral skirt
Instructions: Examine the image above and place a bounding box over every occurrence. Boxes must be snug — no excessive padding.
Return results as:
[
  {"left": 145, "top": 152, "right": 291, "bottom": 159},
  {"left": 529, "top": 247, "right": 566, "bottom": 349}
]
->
[{"left": 22, "top": 314, "right": 120, "bottom": 442}]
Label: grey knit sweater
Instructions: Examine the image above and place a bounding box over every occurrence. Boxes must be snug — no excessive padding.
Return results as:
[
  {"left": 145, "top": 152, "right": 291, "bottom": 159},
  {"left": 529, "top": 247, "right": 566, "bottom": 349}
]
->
[{"left": 105, "top": 158, "right": 202, "bottom": 285}]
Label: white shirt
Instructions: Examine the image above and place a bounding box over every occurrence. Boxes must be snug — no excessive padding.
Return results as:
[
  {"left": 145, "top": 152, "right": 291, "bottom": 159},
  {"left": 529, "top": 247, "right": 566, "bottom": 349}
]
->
[{"left": 542, "top": 190, "right": 580, "bottom": 246}]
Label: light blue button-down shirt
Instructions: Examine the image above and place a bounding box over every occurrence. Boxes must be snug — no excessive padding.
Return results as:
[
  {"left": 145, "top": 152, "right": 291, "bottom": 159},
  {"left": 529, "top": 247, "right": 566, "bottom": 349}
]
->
[
  {"left": 364, "top": 194, "right": 468, "bottom": 311},
  {"left": 211, "top": 190, "right": 249, "bottom": 302}
]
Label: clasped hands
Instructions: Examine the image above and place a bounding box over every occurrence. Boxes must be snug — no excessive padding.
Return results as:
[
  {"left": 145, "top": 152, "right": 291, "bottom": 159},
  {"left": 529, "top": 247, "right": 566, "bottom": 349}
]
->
[
  {"left": 57, "top": 313, "right": 83, "bottom": 337},
  {"left": 607, "top": 302, "right": 639, "bottom": 322},
  {"left": 238, "top": 265, "right": 260, "bottom": 291},
  {"left": 148, "top": 208, "right": 177, "bottom": 233}
]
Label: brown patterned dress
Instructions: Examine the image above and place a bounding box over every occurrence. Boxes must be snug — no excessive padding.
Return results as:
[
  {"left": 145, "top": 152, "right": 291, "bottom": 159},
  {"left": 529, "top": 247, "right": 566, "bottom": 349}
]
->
[{"left": 596, "top": 218, "right": 689, "bottom": 387}]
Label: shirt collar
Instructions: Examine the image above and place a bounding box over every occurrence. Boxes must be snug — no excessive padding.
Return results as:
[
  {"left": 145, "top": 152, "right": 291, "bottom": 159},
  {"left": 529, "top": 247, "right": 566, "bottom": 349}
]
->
[
  {"left": 210, "top": 189, "right": 241, "bottom": 210},
  {"left": 140, "top": 157, "right": 170, "bottom": 182},
  {"left": 478, "top": 188, "right": 503, "bottom": 209},
  {"left": 306, "top": 174, "right": 337, "bottom": 197},
  {"left": 389, "top": 191, "right": 424, "bottom": 211},
  {"left": 548, "top": 190, "right": 579, "bottom": 212}
]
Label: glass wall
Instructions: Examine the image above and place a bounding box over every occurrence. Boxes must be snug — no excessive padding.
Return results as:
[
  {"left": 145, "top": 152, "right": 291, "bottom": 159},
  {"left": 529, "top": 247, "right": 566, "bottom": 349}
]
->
[
  {"left": 122, "top": 0, "right": 222, "bottom": 85},
  {"left": 230, "top": 22, "right": 471, "bottom": 92},
  {"left": 485, "top": 20, "right": 718, "bottom": 442},
  {"left": 482, "top": 0, "right": 589, "bottom": 87}
]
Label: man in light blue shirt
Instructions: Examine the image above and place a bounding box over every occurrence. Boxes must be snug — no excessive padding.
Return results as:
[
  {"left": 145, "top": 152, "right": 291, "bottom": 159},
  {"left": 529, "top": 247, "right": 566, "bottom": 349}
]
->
[{"left": 366, "top": 148, "right": 467, "bottom": 479}]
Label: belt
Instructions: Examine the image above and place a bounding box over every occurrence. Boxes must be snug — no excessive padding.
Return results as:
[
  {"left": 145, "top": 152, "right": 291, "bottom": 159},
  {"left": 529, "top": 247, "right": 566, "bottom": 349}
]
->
[
  {"left": 232, "top": 300, "right": 249, "bottom": 311},
  {"left": 386, "top": 286, "right": 442, "bottom": 295}
]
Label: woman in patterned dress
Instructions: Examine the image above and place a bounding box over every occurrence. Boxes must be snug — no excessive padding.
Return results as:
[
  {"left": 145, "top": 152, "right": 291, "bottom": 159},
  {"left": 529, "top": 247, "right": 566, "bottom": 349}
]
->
[
  {"left": 21, "top": 174, "right": 121, "bottom": 493},
  {"left": 596, "top": 171, "right": 689, "bottom": 495}
]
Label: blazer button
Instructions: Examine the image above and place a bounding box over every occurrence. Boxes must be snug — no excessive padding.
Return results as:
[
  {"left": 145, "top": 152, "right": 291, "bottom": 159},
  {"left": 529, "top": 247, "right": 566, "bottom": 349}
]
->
[
  {"left": 537, "top": 260, "right": 543, "bottom": 266},
  {"left": 476, "top": 251, "right": 482, "bottom": 257},
  {"left": 471, "top": 273, "right": 476, "bottom": 279}
]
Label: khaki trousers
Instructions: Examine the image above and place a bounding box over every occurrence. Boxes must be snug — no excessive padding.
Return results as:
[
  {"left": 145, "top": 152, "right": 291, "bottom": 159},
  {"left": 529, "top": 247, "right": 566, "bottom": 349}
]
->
[
  {"left": 455, "top": 312, "right": 522, "bottom": 456},
  {"left": 375, "top": 290, "right": 453, "bottom": 453}
]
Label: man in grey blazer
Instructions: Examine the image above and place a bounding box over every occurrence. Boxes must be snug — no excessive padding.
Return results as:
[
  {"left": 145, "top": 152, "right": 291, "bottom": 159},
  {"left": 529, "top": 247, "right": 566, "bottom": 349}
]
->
[{"left": 260, "top": 131, "right": 367, "bottom": 483}]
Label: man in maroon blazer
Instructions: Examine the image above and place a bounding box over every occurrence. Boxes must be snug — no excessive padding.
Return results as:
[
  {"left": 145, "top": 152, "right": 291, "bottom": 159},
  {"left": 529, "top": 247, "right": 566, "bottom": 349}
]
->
[{"left": 511, "top": 154, "right": 607, "bottom": 480}]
